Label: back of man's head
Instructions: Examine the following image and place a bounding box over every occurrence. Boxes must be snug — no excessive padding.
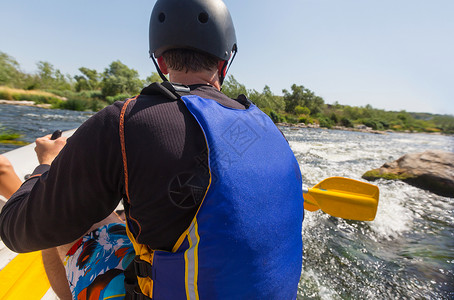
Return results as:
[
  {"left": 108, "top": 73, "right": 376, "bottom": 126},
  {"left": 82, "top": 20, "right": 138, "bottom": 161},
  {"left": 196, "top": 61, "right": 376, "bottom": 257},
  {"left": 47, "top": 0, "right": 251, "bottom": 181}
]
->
[
  {"left": 162, "top": 49, "right": 219, "bottom": 73},
  {"left": 149, "top": 0, "right": 237, "bottom": 82}
]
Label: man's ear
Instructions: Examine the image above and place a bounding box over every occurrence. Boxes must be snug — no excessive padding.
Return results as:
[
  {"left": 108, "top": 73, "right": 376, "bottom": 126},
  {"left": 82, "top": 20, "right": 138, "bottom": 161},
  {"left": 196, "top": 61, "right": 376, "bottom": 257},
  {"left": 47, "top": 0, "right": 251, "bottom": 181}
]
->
[
  {"left": 217, "top": 60, "right": 228, "bottom": 78},
  {"left": 157, "top": 56, "right": 169, "bottom": 75}
]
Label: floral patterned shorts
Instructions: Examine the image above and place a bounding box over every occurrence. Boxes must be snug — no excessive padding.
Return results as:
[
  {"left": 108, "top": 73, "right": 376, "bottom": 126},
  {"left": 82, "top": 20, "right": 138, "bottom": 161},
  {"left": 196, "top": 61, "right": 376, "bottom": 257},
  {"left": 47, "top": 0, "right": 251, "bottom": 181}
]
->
[{"left": 64, "top": 223, "right": 135, "bottom": 300}]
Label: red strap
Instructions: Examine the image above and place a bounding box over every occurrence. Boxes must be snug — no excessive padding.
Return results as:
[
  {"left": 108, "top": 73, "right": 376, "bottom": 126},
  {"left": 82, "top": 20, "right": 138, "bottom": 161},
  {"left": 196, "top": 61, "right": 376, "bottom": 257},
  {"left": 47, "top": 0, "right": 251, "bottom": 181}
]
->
[
  {"left": 119, "top": 96, "right": 143, "bottom": 238},
  {"left": 119, "top": 97, "right": 136, "bottom": 203}
]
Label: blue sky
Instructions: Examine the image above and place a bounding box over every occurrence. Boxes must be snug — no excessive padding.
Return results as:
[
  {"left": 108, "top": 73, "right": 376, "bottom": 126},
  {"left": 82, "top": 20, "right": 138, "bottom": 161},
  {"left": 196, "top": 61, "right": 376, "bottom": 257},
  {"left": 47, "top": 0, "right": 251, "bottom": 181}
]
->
[{"left": 1, "top": 0, "right": 453, "bottom": 115}]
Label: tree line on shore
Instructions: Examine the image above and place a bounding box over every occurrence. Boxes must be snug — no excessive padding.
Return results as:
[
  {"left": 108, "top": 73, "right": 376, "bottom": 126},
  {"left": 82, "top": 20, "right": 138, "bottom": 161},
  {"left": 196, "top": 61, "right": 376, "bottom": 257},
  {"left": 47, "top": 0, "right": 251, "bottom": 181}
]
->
[{"left": 1, "top": 51, "right": 453, "bottom": 134}]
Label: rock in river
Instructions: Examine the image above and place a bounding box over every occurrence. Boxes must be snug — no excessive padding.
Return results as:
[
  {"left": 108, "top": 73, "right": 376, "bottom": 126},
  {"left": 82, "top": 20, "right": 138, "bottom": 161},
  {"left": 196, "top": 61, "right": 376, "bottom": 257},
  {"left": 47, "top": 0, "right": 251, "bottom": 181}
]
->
[{"left": 362, "top": 150, "right": 454, "bottom": 197}]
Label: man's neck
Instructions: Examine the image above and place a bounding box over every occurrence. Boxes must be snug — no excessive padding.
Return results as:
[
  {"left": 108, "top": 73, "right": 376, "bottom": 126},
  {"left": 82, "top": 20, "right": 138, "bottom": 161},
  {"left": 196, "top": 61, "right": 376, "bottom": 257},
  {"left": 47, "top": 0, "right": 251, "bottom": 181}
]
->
[{"left": 168, "top": 70, "right": 221, "bottom": 91}]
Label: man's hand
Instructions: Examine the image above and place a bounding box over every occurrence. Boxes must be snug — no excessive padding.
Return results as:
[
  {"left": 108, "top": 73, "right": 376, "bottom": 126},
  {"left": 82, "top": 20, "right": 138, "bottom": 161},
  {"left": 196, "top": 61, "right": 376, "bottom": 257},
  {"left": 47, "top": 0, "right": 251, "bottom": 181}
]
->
[{"left": 35, "top": 135, "right": 67, "bottom": 165}]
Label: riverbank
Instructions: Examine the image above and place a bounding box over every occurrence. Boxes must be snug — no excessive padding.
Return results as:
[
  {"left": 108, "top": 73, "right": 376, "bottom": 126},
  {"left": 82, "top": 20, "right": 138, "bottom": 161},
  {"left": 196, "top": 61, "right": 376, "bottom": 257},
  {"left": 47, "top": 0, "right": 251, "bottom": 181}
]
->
[
  {"left": 0, "top": 99, "right": 52, "bottom": 109},
  {"left": 276, "top": 122, "right": 450, "bottom": 135},
  {"left": 0, "top": 101, "right": 386, "bottom": 135},
  {"left": 0, "top": 86, "right": 107, "bottom": 112},
  {"left": 0, "top": 100, "right": 449, "bottom": 136}
]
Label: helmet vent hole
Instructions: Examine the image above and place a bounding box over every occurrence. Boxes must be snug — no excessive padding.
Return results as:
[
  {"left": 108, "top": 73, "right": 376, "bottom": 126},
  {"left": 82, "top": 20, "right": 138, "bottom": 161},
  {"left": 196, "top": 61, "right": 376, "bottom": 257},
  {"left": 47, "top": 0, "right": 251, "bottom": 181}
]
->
[
  {"left": 158, "top": 13, "right": 166, "bottom": 23},
  {"left": 198, "top": 12, "right": 209, "bottom": 24}
]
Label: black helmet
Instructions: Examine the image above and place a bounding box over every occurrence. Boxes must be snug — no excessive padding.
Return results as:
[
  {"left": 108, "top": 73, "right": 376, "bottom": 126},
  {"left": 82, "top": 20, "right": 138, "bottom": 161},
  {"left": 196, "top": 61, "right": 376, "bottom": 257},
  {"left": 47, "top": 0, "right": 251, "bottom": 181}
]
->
[{"left": 149, "top": 0, "right": 237, "bottom": 61}]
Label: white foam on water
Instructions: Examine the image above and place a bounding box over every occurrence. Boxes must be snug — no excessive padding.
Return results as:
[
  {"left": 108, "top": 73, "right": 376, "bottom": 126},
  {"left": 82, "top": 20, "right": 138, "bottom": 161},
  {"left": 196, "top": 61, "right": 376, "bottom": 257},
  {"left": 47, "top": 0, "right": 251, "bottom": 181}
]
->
[
  {"left": 370, "top": 180, "right": 454, "bottom": 241},
  {"left": 289, "top": 130, "right": 452, "bottom": 244},
  {"left": 302, "top": 209, "right": 330, "bottom": 233},
  {"left": 284, "top": 128, "right": 454, "bottom": 298},
  {"left": 289, "top": 141, "right": 311, "bottom": 156},
  {"left": 306, "top": 140, "right": 379, "bottom": 163},
  {"left": 299, "top": 268, "right": 340, "bottom": 300},
  {"left": 366, "top": 180, "right": 417, "bottom": 240},
  {"left": 23, "top": 113, "right": 40, "bottom": 117},
  {"left": 294, "top": 136, "right": 399, "bottom": 241}
]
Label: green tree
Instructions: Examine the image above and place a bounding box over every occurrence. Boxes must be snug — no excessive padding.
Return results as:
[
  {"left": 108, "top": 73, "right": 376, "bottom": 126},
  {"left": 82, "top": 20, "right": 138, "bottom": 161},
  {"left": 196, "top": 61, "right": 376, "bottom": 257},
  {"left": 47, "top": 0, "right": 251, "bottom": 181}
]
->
[
  {"left": 332, "top": 101, "right": 341, "bottom": 109},
  {"left": 318, "top": 116, "right": 334, "bottom": 128},
  {"left": 295, "top": 105, "right": 311, "bottom": 115},
  {"left": 283, "top": 84, "right": 324, "bottom": 115},
  {"left": 269, "top": 110, "right": 285, "bottom": 123},
  {"left": 146, "top": 72, "right": 164, "bottom": 83},
  {"left": 101, "top": 60, "right": 144, "bottom": 97},
  {"left": 433, "top": 115, "right": 454, "bottom": 133},
  {"left": 340, "top": 117, "right": 354, "bottom": 128},
  {"left": 222, "top": 75, "right": 248, "bottom": 98},
  {"left": 309, "top": 96, "right": 325, "bottom": 116},
  {"left": 397, "top": 111, "right": 410, "bottom": 123},
  {"left": 35, "top": 61, "right": 72, "bottom": 90},
  {"left": 259, "top": 85, "right": 284, "bottom": 112},
  {"left": 224, "top": 79, "right": 284, "bottom": 112},
  {"left": 330, "top": 112, "right": 339, "bottom": 124},
  {"left": 74, "top": 67, "right": 100, "bottom": 91},
  {"left": 344, "top": 106, "right": 361, "bottom": 120},
  {"left": 283, "top": 84, "right": 304, "bottom": 113},
  {"left": 246, "top": 88, "right": 261, "bottom": 104},
  {"left": 0, "top": 52, "right": 23, "bottom": 87}
]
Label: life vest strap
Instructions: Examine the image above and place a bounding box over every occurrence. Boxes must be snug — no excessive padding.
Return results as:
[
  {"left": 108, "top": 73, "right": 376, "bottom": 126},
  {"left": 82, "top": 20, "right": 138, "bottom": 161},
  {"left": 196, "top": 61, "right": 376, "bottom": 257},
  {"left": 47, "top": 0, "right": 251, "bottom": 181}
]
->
[
  {"left": 125, "top": 288, "right": 153, "bottom": 300},
  {"left": 133, "top": 256, "right": 153, "bottom": 278},
  {"left": 140, "top": 81, "right": 191, "bottom": 100},
  {"left": 124, "top": 257, "right": 153, "bottom": 300}
]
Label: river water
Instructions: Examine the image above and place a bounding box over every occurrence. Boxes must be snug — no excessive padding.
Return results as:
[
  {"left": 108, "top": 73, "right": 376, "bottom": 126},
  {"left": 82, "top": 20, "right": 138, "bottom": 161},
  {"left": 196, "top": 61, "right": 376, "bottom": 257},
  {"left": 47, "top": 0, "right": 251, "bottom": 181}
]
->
[
  {"left": 1, "top": 104, "right": 453, "bottom": 299},
  {"left": 0, "top": 105, "right": 93, "bottom": 153}
]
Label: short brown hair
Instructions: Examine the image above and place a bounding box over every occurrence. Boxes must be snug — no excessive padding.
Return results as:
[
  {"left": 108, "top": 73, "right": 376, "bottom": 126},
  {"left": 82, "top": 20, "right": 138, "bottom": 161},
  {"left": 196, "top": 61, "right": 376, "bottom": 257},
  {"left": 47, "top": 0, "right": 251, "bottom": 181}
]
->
[{"left": 162, "top": 49, "right": 219, "bottom": 73}]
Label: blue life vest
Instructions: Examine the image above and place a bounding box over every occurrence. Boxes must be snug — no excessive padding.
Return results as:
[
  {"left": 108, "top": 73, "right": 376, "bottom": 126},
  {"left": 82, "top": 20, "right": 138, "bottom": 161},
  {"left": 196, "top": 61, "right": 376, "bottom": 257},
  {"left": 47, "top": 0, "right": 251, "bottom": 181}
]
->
[{"left": 123, "top": 85, "right": 304, "bottom": 300}]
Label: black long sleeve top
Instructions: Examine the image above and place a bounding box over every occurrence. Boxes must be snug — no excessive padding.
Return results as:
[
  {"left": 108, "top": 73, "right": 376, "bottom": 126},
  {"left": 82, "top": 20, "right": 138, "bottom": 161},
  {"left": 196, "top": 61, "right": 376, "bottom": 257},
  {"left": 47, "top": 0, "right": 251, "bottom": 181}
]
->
[{"left": 0, "top": 84, "right": 247, "bottom": 253}]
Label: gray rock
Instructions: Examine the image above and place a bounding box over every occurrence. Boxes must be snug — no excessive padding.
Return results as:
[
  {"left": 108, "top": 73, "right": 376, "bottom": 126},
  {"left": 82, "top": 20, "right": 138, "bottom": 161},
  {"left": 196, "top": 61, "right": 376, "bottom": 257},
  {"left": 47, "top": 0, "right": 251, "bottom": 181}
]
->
[{"left": 362, "top": 150, "right": 454, "bottom": 197}]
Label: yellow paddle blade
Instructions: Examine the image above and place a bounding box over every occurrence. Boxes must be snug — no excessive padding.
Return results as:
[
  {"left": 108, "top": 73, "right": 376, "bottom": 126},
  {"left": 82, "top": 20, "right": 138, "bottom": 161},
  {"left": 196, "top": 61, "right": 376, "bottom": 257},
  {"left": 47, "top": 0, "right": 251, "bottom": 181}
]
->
[
  {"left": 306, "top": 177, "right": 379, "bottom": 221},
  {"left": 302, "top": 193, "right": 320, "bottom": 212},
  {"left": 0, "top": 251, "right": 51, "bottom": 299}
]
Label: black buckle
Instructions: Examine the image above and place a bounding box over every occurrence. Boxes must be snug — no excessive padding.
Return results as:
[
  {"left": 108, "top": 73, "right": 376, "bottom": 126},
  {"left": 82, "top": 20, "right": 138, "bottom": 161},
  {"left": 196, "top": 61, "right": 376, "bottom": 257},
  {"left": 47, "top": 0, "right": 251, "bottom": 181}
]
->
[
  {"left": 126, "top": 288, "right": 153, "bottom": 300},
  {"left": 162, "top": 81, "right": 190, "bottom": 93},
  {"left": 133, "top": 256, "right": 153, "bottom": 278},
  {"left": 132, "top": 289, "right": 153, "bottom": 300}
]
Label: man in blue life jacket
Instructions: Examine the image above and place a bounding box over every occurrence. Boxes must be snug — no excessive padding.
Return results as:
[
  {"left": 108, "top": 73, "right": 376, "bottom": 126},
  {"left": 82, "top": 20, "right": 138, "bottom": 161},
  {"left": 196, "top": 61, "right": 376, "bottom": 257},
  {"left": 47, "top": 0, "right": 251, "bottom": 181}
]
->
[{"left": 0, "top": 0, "right": 304, "bottom": 299}]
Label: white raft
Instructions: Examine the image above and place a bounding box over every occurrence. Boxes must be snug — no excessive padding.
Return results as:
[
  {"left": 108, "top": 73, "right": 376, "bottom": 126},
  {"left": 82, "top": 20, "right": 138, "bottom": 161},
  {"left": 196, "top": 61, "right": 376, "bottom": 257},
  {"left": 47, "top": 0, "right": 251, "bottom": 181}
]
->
[{"left": 0, "top": 129, "right": 76, "bottom": 299}]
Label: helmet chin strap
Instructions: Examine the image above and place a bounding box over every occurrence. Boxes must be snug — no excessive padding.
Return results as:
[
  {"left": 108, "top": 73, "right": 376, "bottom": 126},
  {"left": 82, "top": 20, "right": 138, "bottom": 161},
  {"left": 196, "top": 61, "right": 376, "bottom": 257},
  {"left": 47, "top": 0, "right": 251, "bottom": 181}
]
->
[
  {"left": 219, "top": 48, "right": 237, "bottom": 87},
  {"left": 151, "top": 56, "right": 169, "bottom": 82}
]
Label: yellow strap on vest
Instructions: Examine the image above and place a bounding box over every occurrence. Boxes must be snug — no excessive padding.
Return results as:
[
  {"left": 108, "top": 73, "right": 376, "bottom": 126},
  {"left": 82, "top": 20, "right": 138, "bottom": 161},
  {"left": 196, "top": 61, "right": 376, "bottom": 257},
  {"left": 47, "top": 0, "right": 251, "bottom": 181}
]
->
[
  {"left": 125, "top": 222, "right": 154, "bottom": 298},
  {"left": 120, "top": 97, "right": 154, "bottom": 298},
  {"left": 119, "top": 95, "right": 207, "bottom": 299}
]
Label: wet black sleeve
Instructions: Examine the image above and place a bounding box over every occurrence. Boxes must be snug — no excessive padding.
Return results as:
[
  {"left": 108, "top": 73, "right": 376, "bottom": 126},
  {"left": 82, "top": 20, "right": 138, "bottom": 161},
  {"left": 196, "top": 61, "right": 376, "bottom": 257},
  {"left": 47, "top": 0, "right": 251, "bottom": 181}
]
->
[{"left": 0, "top": 103, "right": 125, "bottom": 253}]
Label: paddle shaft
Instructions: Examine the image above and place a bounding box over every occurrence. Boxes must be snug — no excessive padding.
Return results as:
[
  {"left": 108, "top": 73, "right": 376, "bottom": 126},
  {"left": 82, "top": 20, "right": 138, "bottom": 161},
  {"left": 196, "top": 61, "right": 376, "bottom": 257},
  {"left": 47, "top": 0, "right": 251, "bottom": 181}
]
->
[{"left": 50, "top": 130, "right": 62, "bottom": 140}]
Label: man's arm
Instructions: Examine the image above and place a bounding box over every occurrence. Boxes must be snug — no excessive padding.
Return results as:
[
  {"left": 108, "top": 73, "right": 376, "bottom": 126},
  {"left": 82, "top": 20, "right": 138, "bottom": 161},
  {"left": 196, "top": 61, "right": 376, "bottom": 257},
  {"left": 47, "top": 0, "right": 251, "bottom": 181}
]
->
[
  {"left": 0, "top": 104, "right": 125, "bottom": 253},
  {"left": 0, "top": 155, "right": 22, "bottom": 200}
]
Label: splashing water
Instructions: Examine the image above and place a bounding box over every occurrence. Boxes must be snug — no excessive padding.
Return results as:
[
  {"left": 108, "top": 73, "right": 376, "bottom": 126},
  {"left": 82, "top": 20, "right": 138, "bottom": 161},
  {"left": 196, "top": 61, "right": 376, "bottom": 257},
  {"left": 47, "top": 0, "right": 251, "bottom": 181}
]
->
[{"left": 283, "top": 127, "right": 454, "bottom": 299}]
